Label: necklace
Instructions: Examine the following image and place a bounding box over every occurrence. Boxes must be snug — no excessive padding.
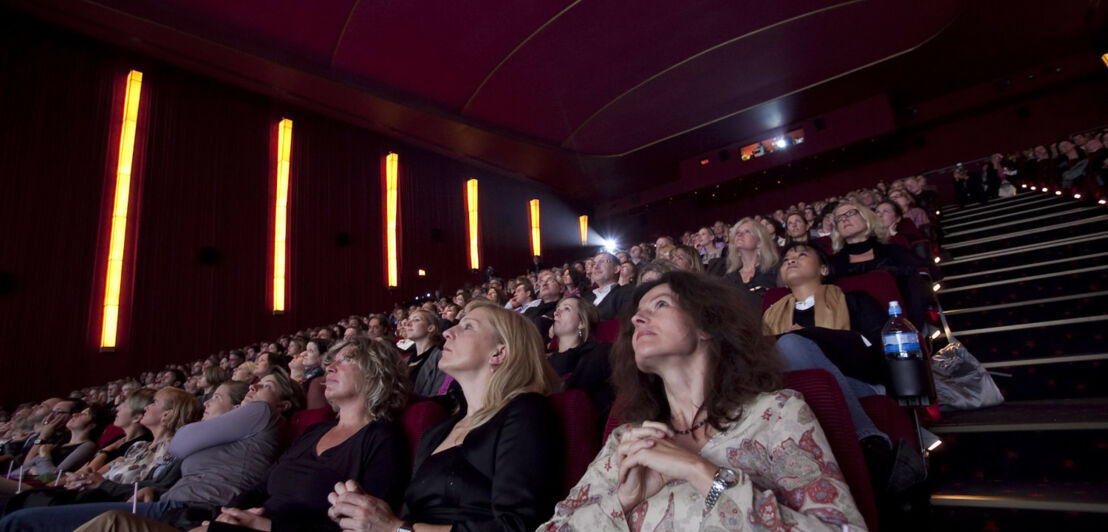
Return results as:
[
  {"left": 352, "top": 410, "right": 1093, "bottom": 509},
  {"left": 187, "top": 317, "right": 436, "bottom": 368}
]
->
[{"left": 672, "top": 417, "right": 708, "bottom": 435}]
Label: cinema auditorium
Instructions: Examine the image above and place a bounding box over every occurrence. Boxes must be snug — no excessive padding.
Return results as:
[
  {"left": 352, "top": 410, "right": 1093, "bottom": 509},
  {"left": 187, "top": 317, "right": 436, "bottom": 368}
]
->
[{"left": 1, "top": 1, "right": 1106, "bottom": 530}]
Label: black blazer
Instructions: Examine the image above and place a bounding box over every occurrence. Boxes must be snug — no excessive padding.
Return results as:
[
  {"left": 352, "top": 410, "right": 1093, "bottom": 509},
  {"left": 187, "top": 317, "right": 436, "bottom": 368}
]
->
[
  {"left": 585, "top": 283, "right": 631, "bottom": 321},
  {"left": 403, "top": 393, "right": 562, "bottom": 532}
]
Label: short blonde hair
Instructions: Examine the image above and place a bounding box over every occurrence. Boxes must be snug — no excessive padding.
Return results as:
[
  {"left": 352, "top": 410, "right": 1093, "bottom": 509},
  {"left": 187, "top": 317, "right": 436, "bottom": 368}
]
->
[
  {"left": 831, "top": 201, "right": 887, "bottom": 252},
  {"left": 323, "top": 336, "right": 410, "bottom": 422},
  {"left": 464, "top": 301, "right": 560, "bottom": 429},
  {"left": 156, "top": 387, "right": 202, "bottom": 437},
  {"left": 726, "top": 218, "right": 779, "bottom": 274}
]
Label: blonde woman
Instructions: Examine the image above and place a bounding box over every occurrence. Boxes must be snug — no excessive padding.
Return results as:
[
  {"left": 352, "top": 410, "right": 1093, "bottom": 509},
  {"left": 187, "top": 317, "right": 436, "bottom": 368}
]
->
[
  {"left": 724, "top": 218, "right": 780, "bottom": 310},
  {"left": 328, "top": 301, "right": 563, "bottom": 532}
]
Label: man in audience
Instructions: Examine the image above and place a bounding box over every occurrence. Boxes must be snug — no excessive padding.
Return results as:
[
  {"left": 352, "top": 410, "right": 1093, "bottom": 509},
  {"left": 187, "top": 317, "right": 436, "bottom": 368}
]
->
[
  {"left": 159, "top": 369, "right": 186, "bottom": 389},
  {"left": 510, "top": 277, "right": 541, "bottom": 314},
  {"left": 524, "top": 270, "right": 563, "bottom": 340},
  {"left": 585, "top": 252, "right": 631, "bottom": 321},
  {"left": 367, "top": 314, "right": 389, "bottom": 340}
]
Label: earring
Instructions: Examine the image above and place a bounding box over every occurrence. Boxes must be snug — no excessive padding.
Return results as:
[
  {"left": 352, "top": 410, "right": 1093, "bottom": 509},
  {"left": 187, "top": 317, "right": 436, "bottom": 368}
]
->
[{"left": 577, "top": 328, "right": 583, "bottom": 339}]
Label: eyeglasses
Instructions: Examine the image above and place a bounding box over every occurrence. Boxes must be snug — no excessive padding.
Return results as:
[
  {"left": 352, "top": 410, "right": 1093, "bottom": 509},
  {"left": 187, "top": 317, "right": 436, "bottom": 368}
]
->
[
  {"left": 834, "top": 209, "right": 860, "bottom": 224},
  {"left": 594, "top": 258, "right": 615, "bottom": 265}
]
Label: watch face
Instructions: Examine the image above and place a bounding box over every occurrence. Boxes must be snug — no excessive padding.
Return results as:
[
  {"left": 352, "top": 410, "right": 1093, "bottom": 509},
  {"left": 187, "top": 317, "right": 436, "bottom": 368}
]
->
[{"left": 717, "top": 467, "right": 738, "bottom": 486}]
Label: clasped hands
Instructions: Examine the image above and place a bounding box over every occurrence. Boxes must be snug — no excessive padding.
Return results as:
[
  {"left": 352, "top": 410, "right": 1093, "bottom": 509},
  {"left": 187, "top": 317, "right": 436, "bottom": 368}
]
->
[
  {"left": 616, "top": 421, "right": 717, "bottom": 514},
  {"left": 327, "top": 479, "right": 403, "bottom": 532}
]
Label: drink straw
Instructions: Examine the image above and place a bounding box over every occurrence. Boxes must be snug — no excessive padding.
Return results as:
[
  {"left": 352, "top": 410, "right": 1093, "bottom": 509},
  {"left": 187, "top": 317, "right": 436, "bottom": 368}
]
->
[
  {"left": 16, "top": 466, "right": 23, "bottom": 493},
  {"left": 55, "top": 470, "right": 64, "bottom": 487},
  {"left": 5, "top": 460, "right": 11, "bottom": 478},
  {"left": 131, "top": 482, "right": 139, "bottom": 513}
]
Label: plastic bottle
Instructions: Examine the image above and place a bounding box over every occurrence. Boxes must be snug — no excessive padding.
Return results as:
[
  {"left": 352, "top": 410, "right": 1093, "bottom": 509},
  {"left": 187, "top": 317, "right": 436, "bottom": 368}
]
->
[{"left": 882, "top": 300, "right": 934, "bottom": 404}]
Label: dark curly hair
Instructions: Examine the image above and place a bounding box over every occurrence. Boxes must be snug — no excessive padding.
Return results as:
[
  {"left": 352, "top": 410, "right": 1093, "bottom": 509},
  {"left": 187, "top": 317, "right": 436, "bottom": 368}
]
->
[{"left": 611, "top": 271, "right": 784, "bottom": 431}]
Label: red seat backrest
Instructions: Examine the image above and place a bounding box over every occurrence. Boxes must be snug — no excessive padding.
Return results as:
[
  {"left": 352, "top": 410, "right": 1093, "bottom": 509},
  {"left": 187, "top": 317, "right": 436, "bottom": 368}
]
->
[
  {"left": 785, "top": 369, "right": 879, "bottom": 532},
  {"left": 401, "top": 400, "right": 448, "bottom": 465},
  {"left": 548, "top": 390, "right": 600, "bottom": 498},
  {"left": 98, "top": 424, "right": 125, "bottom": 449},
  {"left": 761, "top": 287, "right": 790, "bottom": 312},
  {"left": 835, "top": 271, "right": 901, "bottom": 310},
  {"left": 595, "top": 319, "right": 620, "bottom": 343}
]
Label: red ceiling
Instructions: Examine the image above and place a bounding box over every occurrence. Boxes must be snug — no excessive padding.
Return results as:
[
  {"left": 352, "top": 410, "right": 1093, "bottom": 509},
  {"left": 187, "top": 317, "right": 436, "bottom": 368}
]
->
[{"left": 10, "top": 0, "right": 1105, "bottom": 205}]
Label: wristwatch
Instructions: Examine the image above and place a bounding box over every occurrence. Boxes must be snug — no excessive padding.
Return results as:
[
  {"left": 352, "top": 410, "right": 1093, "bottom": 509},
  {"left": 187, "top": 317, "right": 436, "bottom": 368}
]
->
[
  {"left": 703, "top": 467, "right": 739, "bottom": 516},
  {"left": 396, "top": 520, "right": 415, "bottom": 532}
]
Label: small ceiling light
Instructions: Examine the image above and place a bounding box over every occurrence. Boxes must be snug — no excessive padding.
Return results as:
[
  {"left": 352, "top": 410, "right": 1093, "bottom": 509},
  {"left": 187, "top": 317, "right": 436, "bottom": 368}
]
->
[
  {"left": 1055, "top": 190, "right": 1062, "bottom": 196},
  {"left": 417, "top": 269, "right": 426, "bottom": 277},
  {"left": 700, "top": 158, "right": 710, "bottom": 166},
  {"left": 1021, "top": 184, "right": 1028, "bottom": 188},
  {"left": 1030, "top": 186, "right": 1038, "bottom": 190},
  {"left": 775, "top": 138, "right": 788, "bottom": 149},
  {"left": 1099, "top": 199, "right": 1106, "bottom": 205},
  {"left": 1074, "top": 193, "right": 1082, "bottom": 199}
]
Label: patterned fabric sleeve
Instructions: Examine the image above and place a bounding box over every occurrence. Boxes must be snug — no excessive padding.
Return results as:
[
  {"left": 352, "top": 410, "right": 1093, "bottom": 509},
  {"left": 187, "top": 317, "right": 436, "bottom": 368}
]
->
[
  {"left": 540, "top": 425, "right": 633, "bottom": 532},
  {"left": 703, "top": 392, "right": 867, "bottom": 531}
]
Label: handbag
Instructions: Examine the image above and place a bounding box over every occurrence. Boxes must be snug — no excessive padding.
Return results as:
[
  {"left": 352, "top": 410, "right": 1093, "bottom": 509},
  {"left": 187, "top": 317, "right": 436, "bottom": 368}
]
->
[{"left": 930, "top": 303, "right": 1004, "bottom": 411}]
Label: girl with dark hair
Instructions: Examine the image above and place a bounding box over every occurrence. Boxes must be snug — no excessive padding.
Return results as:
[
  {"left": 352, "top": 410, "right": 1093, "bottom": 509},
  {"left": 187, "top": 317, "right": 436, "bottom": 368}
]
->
[{"left": 543, "top": 272, "right": 865, "bottom": 531}]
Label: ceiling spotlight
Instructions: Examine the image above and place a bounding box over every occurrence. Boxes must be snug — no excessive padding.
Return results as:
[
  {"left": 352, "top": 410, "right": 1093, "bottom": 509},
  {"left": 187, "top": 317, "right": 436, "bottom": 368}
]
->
[
  {"left": 603, "top": 238, "right": 618, "bottom": 253},
  {"left": 775, "top": 138, "right": 788, "bottom": 149}
]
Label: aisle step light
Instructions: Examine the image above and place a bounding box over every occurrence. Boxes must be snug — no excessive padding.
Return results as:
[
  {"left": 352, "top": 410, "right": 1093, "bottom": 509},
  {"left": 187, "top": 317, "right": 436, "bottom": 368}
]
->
[{"left": 272, "top": 118, "right": 293, "bottom": 313}]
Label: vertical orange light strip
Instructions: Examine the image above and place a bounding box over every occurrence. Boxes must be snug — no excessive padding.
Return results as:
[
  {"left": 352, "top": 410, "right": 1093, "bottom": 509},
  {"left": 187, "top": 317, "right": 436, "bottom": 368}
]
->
[
  {"left": 529, "top": 199, "right": 541, "bottom": 257},
  {"left": 272, "top": 118, "right": 293, "bottom": 313},
  {"left": 466, "top": 179, "right": 480, "bottom": 269},
  {"left": 1102, "top": 53, "right": 1108, "bottom": 69},
  {"left": 100, "top": 70, "right": 143, "bottom": 349},
  {"left": 578, "top": 215, "right": 588, "bottom": 246},
  {"left": 385, "top": 152, "right": 399, "bottom": 287}
]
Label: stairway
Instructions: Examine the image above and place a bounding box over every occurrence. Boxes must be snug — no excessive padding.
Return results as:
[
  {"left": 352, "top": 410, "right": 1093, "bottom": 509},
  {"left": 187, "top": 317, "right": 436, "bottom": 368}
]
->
[{"left": 926, "top": 190, "right": 1108, "bottom": 531}]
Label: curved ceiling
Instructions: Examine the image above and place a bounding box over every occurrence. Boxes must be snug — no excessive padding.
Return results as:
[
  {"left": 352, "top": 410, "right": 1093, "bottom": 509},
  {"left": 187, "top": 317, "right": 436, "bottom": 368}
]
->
[{"left": 9, "top": 0, "right": 1105, "bottom": 203}]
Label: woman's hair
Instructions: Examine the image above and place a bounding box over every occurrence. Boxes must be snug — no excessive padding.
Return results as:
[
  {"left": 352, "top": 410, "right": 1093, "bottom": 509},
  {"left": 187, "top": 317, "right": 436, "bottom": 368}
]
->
[
  {"left": 465, "top": 301, "right": 560, "bottom": 429},
  {"left": 889, "top": 189, "right": 917, "bottom": 208},
  {"left": 831, "top": 201, "right": 887, "bottom": 252},
  {"left": 201, "top": 365, "right": 228, "bottom": 390},
  {"left": 220, "top": 380, "right": 251, "bottom": 406},
  {"left": 671, "top": 245, "right": 704, "bottom": 273},
  {"left": 124, "top": 388, "right": 156, "bottom": 417},
  {"left": 408, "top": 308, "right": 444, "bottom": 346},
  {"left": 235, "top": 361, "right": 255, "bottom": 377},
  {"left": 85, "top": 404, "right": 114, "bottom": 443},
  {"left": 306, "top": 338, "right": 331, "bottom": 358},
  {"left": 637, "top": 259, "right": 679, "bottom": 284},
  {"left": 485, "top": 286, "right": 507, "bottom": 305},
  {"left": 323, "top": 336, "right": 409, "bottom": 422},
  {"left": 725, "top": 218, "right": 780, "bottom": 274},
  {"left": 558, "top": 296, "right": 600, "bottom": 343},
  {"left": 261, "top": 366, "right": 307, "bottom": 415},
  {"left": 610, "top": 272, "right": 784, "bottom": 431},
  {"left": 564, "top": 267, "right": 590, "bottom": 293},
  {"left": 157, "top": 387, "right": 203, "bottom": 437}
]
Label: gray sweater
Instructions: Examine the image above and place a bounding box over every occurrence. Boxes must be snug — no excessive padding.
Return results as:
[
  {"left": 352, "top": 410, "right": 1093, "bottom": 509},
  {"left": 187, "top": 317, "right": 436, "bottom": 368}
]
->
[{"left": 162, "top": 401, "right": 281, "bottom": 505}]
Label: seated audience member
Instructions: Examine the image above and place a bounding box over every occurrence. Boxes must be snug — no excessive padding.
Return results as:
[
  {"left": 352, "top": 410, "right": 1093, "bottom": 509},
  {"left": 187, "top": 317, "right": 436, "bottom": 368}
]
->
[
  {"left": 196, "top": 366, "right": 228, "bottom": 404},
  {"left": 784, "top": 211, "right": 811, "bottom": 245},
  {"left": 637, "top": 259, "right": 679, "bottom": 285},
  {"left": 668, "top": 245, "right": 704, "bottom": 274},
  {"left": 549, "top": 297, "right": 614, "bottom": 422},
  {"left": 524, "top": 269, "right": 563, "bottom": 342},
  {"left": 617, "top": 261, "right": 638, "bottom": 287},
  {"left": 0, "top": 404, "right": 109, "bottom": 494},
  {"left": 509, "top": 277, "right": 540, "bottom": 314},
  {"left": 366, "top": 315, "right": 391, "bottom": 341},
  {"left": 694, "top": 227, "right": 726, "bottom": 275},
  {"left": 485, "top": 286, "right": 508, "bottom": 307},
  {"left": 763, "top": 243, "right": 889, "bottom": 447},
  {"left": 327, "top": 301, "right": 563, "bottom": 532},
  {"left": 874, "top": 200, "right": 926, "bottom": 254},
  {"left": 541, "top": 272, "right": 865, "bottom": 531},
  {"left": 830, "top": 202, "right": 928, "bottom": 327},
  {"left": 628, "top": 244, "right": 646, "bottom": 265},
  {"left": 406, "top": 309, "right": 449, "bottom": 398},
  {"left": 887, "top": 189, "right": 931, "bottom": 237},
  {"left": 0, "top": 389, "right": 201, "bottom": 527},
  {"left": 586, "top": 252, "right": 632, "bottom": 321},
  {"left": 77, "top": 390, "right": 155, "bottom": 475},
  {"left": 724, "top": 218, "right": 780, "bottom": 311},
  {"left": 230, "top": 362, "right": 255, "bottom": 384},
  {"left": 296, "top": 338, "right": 330, "bottom": 410},
  {"left": 561, "top": 267, "right": 590, "bottom": 299}
]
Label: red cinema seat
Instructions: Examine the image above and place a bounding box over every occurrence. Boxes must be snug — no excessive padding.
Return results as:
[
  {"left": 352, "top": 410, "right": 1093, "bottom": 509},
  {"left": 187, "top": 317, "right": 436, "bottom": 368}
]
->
[
  {"left": 401, "top": 399, "right": 448, "bottom": 465},
  {"left": 548, "top": 390, "right": 601, "bottom": 498}
]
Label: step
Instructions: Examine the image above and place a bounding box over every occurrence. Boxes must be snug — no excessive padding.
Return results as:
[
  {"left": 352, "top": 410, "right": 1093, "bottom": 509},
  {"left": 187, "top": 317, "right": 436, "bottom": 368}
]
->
[
  {"left": 938, "top": 232, "right": 1108, "bottom": 276},
  {"left": 929, "top": 428, "right": 1108, "bottom": 483},
  {"left": 943, "top": 214, "right": 1108, "bottom": 254},
  {"left": 940, "top": 193, "right": 1063, "bottom": 219},
  {"left": 930, "top": 503, "right": 1108, "bottom": 532},
  {"left": 931, "top": 480, "right": 1108, "bottom": 513},
  {"left": 985, "top": 358, "right": 1108, "bottom": 401},
  {"left": 939, "top": 195, "right": 1070, "bottom": 225},
  {"left": 942, "top": 206, "right": 1101, "bottom": 243},
  {"left": 931, "top": 398, "right": 1108, "bottom": 434},
  {"left": 935, "top": 269, "right": 1108, "bottom": 308},
  {"left": 941, "top": 201, "right": 1087, "bottom": 232},
  {"left": 943, "top": 292, "right": 1108, "bottom": 331},
  {"left": 940, "top": 253, "right": 1108, "bottom": 285},
  {"left": 954, "top": 317, "right": 1107, "bottom": 366}
]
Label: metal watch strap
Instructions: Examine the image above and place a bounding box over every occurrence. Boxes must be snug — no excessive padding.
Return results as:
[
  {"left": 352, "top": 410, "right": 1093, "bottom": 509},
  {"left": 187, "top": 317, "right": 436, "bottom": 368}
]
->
[
  {"left": 396, "top": 521, "right": 415, "bottom": 532},
  {"left": 703, "top": 467, "right": 737, "bottom": 516}
]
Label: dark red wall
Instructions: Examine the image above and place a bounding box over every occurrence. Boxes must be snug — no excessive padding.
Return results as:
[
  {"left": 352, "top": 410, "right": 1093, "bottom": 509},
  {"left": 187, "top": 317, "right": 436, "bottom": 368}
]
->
[{"left": 0, "top": 15, "right": 581, "bottom": 407}]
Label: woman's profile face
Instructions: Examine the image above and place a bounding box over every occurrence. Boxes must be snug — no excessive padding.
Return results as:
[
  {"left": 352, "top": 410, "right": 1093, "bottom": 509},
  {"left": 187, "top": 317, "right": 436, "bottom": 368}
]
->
[
  {"left": 630, "top": 284, "right": 701, "bottom": 370},
  {"left": 323, "top": 347, "right": 362, "bottom": 404},
  {"left": 302, "top": 342, "right": 322, "bottom": 367},
  {"left": 407, "top": 313, "right": 433, "bottom": 341},
  {"left": 140, "top": 391, "right": 170, "bottom": 429},
  {"left": 440, "top": 307, "right": 500, "bottom": 376},
  {"left": 780, "top": 246, "right": 824, "bottom": 287},
  {"left": 203, "top": 383, "right": 237, "bottom": 420},
  {"left": 695, "top": 228, "right": 714, "bottom": 248},
  {"left": 552, "top": 299, "right": 582, "bottom": 338},
  {"left": 254, "top": 354, "right": 270, "bottom": 376}
]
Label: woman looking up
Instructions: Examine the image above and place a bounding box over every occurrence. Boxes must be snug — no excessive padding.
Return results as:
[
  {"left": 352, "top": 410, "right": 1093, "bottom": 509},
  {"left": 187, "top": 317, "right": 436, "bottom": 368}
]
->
[
  {"left": 406, "top": 309, "right": 448, "bottom": 398},
  {"left": 723, "top": 218, "right": 779, "bottom": 311},
  {"left": 550, "top": 297, "right": 614, "bottom": 421},
  {"left": 541, "top": 272, "right": 865, "bottom": 531}
]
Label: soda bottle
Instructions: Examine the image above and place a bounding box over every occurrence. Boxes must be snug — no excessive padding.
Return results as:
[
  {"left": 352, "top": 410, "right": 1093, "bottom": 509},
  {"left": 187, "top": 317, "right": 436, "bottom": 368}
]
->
[{"left": 882, "top": 301, "right": 935, "bottom": 405}]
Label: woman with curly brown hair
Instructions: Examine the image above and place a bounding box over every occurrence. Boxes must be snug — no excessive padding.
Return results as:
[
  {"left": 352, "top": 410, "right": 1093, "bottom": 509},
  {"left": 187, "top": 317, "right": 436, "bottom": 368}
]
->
[{"left": 542, "top": 272, "right": 866, "bottom": 531}]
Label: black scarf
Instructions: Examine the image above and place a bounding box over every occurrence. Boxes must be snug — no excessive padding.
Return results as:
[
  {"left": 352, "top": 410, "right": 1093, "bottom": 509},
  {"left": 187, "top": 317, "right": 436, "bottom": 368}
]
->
[{"left": 842, "top": 236, "right": 878, "bottom": 255}]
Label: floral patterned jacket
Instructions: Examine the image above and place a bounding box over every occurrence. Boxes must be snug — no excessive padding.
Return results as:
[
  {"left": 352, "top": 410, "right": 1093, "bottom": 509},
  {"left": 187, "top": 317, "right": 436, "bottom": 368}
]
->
[{"left": 540, "top": 390, "right": 867, "bottom": 531}]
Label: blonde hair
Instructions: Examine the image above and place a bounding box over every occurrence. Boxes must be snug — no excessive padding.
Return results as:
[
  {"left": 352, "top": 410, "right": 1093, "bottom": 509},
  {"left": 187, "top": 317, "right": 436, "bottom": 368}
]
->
[
  {"left": 671, "top": 245, "right": 704, "bottom": 273},
  {"left": 408, "top": 308, "right": 444, "bottom": 345},
  {"left": 726, "top": 218, "right": 779, "bottom": 274},
  {"left": 464, "top": 301, "right": 560, "bottom": 429},
  {"left": 831, "top": 201, "right": 888, "bottom": 253},
  {"left": 156, "top": 387, "right": 202, "bottom": 437},
  {"left": 323, "top": 336, "right": 410, "bottom": 422}
]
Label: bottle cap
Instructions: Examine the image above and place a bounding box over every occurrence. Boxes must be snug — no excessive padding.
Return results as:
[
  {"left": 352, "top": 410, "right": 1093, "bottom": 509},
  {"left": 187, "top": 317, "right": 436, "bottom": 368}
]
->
[{"left": 888, "top": 300, "right": 902, "bottom": 316}]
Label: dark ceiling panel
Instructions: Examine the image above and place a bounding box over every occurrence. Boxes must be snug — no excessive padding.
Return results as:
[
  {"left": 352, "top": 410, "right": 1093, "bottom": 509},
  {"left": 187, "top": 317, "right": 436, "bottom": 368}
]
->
[{"left": 331, "top": 0, "right": 575, "bottom": 110}]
